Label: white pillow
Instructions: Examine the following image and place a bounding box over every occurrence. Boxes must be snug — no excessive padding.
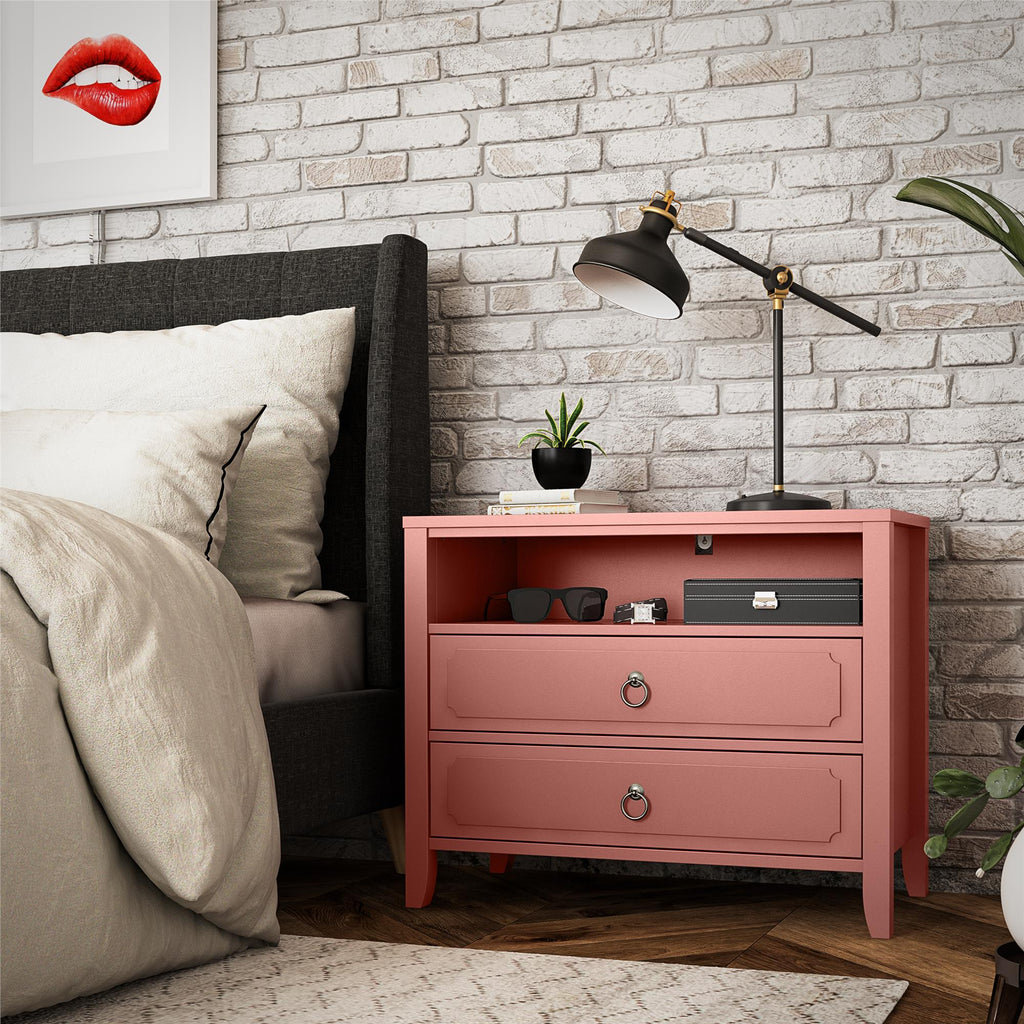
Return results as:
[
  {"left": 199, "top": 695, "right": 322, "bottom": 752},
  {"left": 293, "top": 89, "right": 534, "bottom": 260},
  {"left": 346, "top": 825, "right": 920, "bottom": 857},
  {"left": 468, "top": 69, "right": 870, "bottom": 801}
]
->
[
  {"left": 0, "top": 309, "right": 356, "bottom": 598},
  {"left": 0, "top": 406, "right": 264, "bottom": 566}
]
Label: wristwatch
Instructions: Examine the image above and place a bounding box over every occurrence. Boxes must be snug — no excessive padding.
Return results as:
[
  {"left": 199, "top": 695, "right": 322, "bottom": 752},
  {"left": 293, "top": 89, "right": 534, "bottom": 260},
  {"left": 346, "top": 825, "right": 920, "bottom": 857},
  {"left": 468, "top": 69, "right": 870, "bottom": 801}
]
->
[{"left": 613, "top": 598, "right": 668, "bottom": 624}]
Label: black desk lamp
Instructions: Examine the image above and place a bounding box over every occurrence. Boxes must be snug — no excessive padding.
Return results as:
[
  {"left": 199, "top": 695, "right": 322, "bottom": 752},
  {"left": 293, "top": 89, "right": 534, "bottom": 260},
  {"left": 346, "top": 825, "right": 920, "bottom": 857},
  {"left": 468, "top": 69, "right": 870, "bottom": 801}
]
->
[{"left": 573, "top": 190, "right": 882, "bottom": 512}]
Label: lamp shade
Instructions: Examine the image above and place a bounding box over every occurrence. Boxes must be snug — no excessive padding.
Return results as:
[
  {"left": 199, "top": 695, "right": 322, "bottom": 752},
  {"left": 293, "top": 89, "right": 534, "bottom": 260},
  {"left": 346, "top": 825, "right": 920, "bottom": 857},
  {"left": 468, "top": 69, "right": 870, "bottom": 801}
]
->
[{"left": 572, "top": 200, "right": 689, "bottom": 320}]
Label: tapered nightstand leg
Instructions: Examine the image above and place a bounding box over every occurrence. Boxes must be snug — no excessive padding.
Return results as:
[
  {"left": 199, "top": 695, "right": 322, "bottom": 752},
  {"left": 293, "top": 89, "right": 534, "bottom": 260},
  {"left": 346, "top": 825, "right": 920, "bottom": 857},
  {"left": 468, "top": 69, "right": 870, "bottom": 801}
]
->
[
  {"left": 490, "top": 854, "right": 515, "bottom": 873},
  {"left": 862, "top": 858, "right": 895, "bottom": 939},
  {"left": 406, "top": 847, "right": 437, "bottom": 908}
]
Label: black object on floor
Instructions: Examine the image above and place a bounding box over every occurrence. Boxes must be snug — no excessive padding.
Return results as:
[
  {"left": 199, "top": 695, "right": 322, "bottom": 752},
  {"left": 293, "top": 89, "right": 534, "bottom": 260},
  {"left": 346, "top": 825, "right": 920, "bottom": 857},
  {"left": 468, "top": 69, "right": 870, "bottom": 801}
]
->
[{"left": 987, "top": 941, "right": 1024, "bottom": 1024}]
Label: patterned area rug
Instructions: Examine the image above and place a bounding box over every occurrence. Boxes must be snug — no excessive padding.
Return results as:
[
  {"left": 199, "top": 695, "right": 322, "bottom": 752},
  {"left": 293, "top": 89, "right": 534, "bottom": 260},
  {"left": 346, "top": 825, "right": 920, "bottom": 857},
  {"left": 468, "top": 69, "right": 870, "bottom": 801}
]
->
[{"left": 12, "top": 935, "right": 908, "bottom": 1023}]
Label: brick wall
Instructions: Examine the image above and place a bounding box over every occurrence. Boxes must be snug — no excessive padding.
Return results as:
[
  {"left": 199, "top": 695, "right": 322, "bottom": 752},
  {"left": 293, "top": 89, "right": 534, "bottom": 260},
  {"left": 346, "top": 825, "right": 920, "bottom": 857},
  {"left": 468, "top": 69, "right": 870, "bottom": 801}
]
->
[{"left": 3, "top": 0, "right": 1022, "bottom": 893}]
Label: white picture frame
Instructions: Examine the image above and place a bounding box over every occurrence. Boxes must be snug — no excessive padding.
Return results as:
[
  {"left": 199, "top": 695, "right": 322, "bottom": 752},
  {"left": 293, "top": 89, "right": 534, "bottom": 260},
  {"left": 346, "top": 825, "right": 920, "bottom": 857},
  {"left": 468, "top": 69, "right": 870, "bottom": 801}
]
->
[{"left": 0, "top": 0, "right": 216, "bottom": 218}]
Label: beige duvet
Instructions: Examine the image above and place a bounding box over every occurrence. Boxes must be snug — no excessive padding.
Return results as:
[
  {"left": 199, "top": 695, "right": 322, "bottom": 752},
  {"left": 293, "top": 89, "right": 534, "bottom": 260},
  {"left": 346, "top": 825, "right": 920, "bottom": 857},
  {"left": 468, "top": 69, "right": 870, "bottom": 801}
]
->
[{"left": 0, "top": 490, "right": 280, "bottom": 1017}]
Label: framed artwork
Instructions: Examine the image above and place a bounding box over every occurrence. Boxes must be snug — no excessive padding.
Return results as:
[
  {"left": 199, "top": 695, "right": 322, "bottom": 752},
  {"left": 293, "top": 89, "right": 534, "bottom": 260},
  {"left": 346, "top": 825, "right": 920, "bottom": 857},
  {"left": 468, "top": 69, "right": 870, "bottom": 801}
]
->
[{"left": 0, "top": 0, "right": 216, "bottom": 217}]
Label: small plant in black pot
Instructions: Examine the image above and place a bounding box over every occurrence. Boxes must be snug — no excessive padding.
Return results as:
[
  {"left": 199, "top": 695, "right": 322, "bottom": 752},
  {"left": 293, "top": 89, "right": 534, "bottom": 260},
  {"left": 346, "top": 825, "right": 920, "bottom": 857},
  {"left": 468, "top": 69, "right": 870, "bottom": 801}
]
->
[{"left": 518, "top": 392, "right": 605, "bottom": 490}]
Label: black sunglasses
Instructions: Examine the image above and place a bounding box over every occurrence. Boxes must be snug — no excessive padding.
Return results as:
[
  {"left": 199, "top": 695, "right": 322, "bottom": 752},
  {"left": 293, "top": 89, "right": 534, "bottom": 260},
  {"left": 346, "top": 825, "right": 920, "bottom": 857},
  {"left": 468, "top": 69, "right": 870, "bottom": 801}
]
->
[{"left": 484, "top": 587, "right": 608, "bottom": 623}]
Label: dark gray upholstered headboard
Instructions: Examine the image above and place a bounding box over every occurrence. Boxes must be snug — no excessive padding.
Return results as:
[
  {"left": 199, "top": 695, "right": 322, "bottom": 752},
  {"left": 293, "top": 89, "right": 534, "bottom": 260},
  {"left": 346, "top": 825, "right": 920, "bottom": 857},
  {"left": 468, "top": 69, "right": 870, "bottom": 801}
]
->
[{"left": 0, "top": 235, "right": 429, "bottom": 691}]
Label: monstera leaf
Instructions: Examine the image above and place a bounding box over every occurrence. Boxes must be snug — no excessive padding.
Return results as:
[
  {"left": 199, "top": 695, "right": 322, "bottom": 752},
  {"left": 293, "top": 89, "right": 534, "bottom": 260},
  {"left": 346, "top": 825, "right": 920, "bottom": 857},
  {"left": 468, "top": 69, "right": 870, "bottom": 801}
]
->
[{"left": 896, "top": 176, "right": 1024, "bottom": 279}]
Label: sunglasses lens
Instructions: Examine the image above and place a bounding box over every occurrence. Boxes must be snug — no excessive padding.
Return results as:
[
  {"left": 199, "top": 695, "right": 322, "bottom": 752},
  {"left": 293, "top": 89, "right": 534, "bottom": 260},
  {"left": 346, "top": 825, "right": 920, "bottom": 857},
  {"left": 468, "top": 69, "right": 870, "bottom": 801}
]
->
[
  {"left": 508, "top": 589, "right": 551, "bottom": 622},
  {"left": 564, "top": 588, "right": 605, "bottom": 621}
]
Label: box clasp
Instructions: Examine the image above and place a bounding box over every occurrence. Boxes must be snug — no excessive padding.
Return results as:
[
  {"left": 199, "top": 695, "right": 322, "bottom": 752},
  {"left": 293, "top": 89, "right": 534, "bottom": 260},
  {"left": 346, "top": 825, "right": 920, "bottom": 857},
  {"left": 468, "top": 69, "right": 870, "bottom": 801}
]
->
[{"left": 752, "top": 590, "right": 778, "bottom": 610}]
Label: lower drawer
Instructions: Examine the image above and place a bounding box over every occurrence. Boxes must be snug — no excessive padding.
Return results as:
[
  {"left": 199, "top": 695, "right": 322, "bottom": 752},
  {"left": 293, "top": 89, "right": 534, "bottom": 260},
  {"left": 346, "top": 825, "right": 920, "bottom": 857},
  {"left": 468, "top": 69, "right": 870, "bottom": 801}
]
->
[{"left": 431, "top": 743, "right": 861, "bottom": 859}]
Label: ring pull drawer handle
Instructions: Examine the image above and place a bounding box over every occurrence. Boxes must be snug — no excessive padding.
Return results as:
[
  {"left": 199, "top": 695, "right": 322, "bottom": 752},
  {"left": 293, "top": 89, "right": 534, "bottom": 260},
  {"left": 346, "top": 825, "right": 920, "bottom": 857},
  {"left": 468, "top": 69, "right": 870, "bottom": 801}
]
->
[
  {"left": 620, "top": 783, "right": 650, "bottom": 821},
  {"left": 620, "top": 671, "right": 649, "bottom": 708}
]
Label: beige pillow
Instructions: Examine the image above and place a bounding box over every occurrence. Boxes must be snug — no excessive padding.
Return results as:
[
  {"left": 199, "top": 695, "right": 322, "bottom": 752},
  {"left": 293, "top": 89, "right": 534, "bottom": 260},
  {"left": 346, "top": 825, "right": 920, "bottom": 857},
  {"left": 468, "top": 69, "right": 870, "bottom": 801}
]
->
[
  {"left": 0, "top": 308, "right": 356, "bottom": 598},
  {"left": 0, "top": 406, "right": 264, "bottom": 566}
]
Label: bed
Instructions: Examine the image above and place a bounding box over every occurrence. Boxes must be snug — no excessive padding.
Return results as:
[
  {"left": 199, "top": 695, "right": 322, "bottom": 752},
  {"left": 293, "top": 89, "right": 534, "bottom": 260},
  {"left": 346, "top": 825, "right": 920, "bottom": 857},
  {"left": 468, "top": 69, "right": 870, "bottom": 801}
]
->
[{"left": 0, "top": 235, "right": 428, "bottom": 1014}]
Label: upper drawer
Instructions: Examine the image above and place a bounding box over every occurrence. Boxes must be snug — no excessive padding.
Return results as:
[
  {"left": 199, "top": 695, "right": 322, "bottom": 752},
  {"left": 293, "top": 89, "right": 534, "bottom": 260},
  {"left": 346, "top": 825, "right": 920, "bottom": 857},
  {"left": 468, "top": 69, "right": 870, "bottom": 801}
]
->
[{"left": 430, "top": 635, "right": 861, "bottom": 741}]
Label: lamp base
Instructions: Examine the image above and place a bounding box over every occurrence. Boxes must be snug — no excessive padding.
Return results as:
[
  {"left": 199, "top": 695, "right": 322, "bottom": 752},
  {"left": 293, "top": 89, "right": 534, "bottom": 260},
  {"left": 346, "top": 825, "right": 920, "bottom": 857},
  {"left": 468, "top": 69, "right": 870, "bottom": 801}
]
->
[{"left": 726, "top": 490, "right": 832, "bottom": 512}]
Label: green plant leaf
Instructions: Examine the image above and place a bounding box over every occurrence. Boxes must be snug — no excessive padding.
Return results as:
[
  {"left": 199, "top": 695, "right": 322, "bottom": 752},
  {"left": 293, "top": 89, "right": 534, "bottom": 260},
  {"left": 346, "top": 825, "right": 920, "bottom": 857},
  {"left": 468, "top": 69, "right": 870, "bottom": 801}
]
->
[
  {"left": 986, "top": 765, "right": 1024, "bottom": 799},
  {"left": 570, "top": 419, "right": 590, "bottom": 439},
  {"left": 932, "top": 768, "right": 986, "bottom": 797},
  {"left": 518, "top": 431, "right": 556, "bottom": 448},
  {"left": 979, "top": 824, "right": 1024, "bottom": 873},
  {"left": 559, "top": 392, "right": 568, "bottom": 442},
  {"left": 924, "top": 834, "right": 948, "bottom": 859},
  {"left": 942, "top": 792, "right": 989, "bottom": 839},
  {"left": 895, "top": 176, "right": 1024, "bottom": 278},
  {"left": 565, "top": 397, "right": 584, "bottom": 438},
  {"left": 582, "top": 439, "right": 606, "bottom": 455},
  {"left": 545, "top": 410, "right": 560, "bottom": 442}
]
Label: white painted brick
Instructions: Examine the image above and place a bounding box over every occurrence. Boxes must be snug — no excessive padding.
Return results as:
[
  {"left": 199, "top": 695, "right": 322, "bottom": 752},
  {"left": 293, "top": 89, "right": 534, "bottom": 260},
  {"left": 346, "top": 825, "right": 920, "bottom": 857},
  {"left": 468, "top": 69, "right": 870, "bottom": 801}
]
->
[
  {"left": 897, "top": 142, "right": 1002, "bottom": 179},
  {"left": 254, "top": 27, "right": 358, "bottom": 66},
  {"left": 785, "top": 300, "right": 879, "bottom": 337},
  {"left": 706, "top": 115, "right": 828, "bottom": 156},
  {"left": 899, "top": 0, "right": 1024, "bottom": 28},
  {"left": 219, "top": 71, "right": 258, "bottom": 105},
  {"left": 541, "top": 314, "right": 655, "bottom": 350},
  {"left": 778, "top": 1, "right": 891, "bottom": 42},
  {"left": 477, "top": 178, "right": 565, "bottom": 212},
  {"left": 499, "top": 387, "right": 612, "bottom": 422},
  {"left": 552, "top": 25, "right": 655, "bottom": 65},
  {"left": 912, "top": 409, "right": 1024, "bottom": 445},
  {"left": 663, "top": 416, "right": 770, "bottom": 452},
  {"left": 220, "top": 6, "right": 283, "bottom": 40},
  {"left": 699, "top": 341, "right": 811, "bottom": 380},
  {"left": 778, "top": 149, "right": 892, "bottom": 188},
  {"left": 219, "top": 163, "right": 299, "bottom": 198},
  {"left": 487, "top": 138, "right": 601, "bottom": 177},
  {"left": 416, "top": 215, "right": 516, "bottom": 250},
  {"left": 481, "top": 0, "right": 558, "bottom": 37},
  {"left": 348, "top": 182, "right": 471, "bottom": 220},
  {"left": 491, "top": 281, "right": 602, "bottom": 315},
  {"left": 477, "top": 106, "right": 577, "bottom": 144},
  {"left": 440, "top": 38, "right": 548, "bottom": 76},
  {"left": 960, "top": 489, "right": 1024, "bottom": 523},
  {"left": 656, "top": 308, "right": 763, "bottom": 341},
  {"left": 304, "top": 90, "right": 398, "bottom": 126},
  {"left": 803, "top": 260, "right": 916, "bottom": 296},
  {"left": 842, "top": 374, "right": 951, "bottom": 410},
  {"left": 951, "top": 524, "right": 1024, "bottom": 562},
  {"left": 38, "top": 210, "right": 159, "bottom": 246},
  {"left": 813, "top": 33, "right": 919, "bottom": 74},
  {"left": 427, "top": 253, "right": 460, "bottom": 283},
  {"left": 565, "top": 347, "right": 682, "bottom": 383},
  {"left": 788, "top": 412, "right": 909, "bottom": 447},
  {"left": 454, "top": 459, "right": 535, "bottom": 495},
  {"left": 930, "top": 604, "right": 1021, "bottom": 642},
  {"left": 429, "top": 391, "right": 498, "bottom": 422},
  {"left": 711, "top": 47, "right": 810, "bottom": 86},
  {"left": 877, "top": 448, "right": 998, "bottom": 484},
  {"left": 100, "top": 237, "right": 198, "bottom": 261},
  {"left": 671, "top": 161, "right": 773, "bottom": 200},
  {"left": 221, "top": 101, "right": 299, "bottom": 134},
  {"left": 891, "top": 300, "right": 1024, "bottom": 332},
  {"left": 519, "top": 210, "right": 613, "bottom": 245},
  {"left": 771, "top": 228, "right": 881, "bottom": 264},
  {"left": 608, "top": 56, "right": 709, "bottom": 96},
  {"left": 651, "top": 453, "right": 746, "bottom": 487},
  {"left": 439, "top": 286, "right": 486, "bottom": 319},
  {"left": 849, "top": 488, "right": 961, "bottom": 522},
  {"left": 367, "top": 114, "right": 469, "bottom": 151},
  {"left": 664, "top": 15, "right": 770, "bottom": 52},
  {"left": 291, "top": 217, "right": 413, "bottom": 250},
  {"left": 288, "top": 1, "right": 378, "bottom": 29},
  {"left": 954, "top": 98, "right": 1024, "bottom": 136},
  {"left": 942, "top": 332, "right": 1015, "bottom": 367},
  {"left": 924, "top": 254, "right": 1019, "bottom": 291},
  {"left": 362, "top": 13, "right": 477, "bottom": 54},
  {"left": 2, "top": 246, "right": 90, "bottom": 270},
  {"left": 450, "top": 320, "right": 535, "bottom": 351},
  {"left": 606, "top": 126, "right": 703, "bottom": 167},
  {"left": 570, "top": 170, "right": 664, "bottom": 206},
  {"left": 384, "top": 0, "right": 497, "bottom": 14},
  {"left": 582, "top": 96, "right": 670, "bottom": 133},
  {"left": 816, "top": 334, "right": 937, "bottom": 372},
  {"left": 890, "top": 222, "right": 999, "bottom": 258},
  {"left": 474, "top": 352, "right": 566, "bottom": 385},
  {"left": 799, "top": 69, "right": 919, "bottom": 110},
  {"left": 0, "top": 222, "right": 36, "bottom": 250},
  {"left": 722, "top": 377, "right": 836, "bottom": 414},
  {"left": 507, "top": 68, "right": 595, "bottom": 105},
  {"left": 463, "top": 247, "right": 555, "bottom": 283},
  {"left": 834, "top": 106, "right": 948, "bottom": 148},
  {"left": 677, "top": 83, "right": 795, "bottom": 124},
  {"left": 924, "top": 59, "right": 1024, "bottom": 100},
  {"left": 922, "top": 25, "right": 1013, "bottom": 64},
  {"left": 259, "top": 64, "right": 345, "bottom": 100},
  {"left": 1004, "top": 450, "right": 1024, "bottom": 484},
  {"left": 250, "top": 192, "right": 344, "bottom": 229},
  {"left": 752, "top": 449, "right": 875, "bottom": 485},
  {"left": 218, "top": 41, "right": 246, "bottom": 72},
  {"left": 410, "top": 147, "right": 482, "bottom": 180},
  {"left": 349, "top": 52, "right": 439, "bottom": 89},
  {"left": 616, "top": 384, "right": 717, "bottom": 417},
  {"left": 1014, "top": 137, "right": 1024, "bottom": 170},
  {"left": 956, "top": 369, "right": 1024, "bottom": 405},
  {"left": 164, "top": 204, "right": 248, "bottom": 237},
  {"left": 275, "top": 125, "right": 361, "bottom": 159},
  {"left": 204, "top": 228, "right": 289, "bottom": 257},
  {"left": 562, "top": 0, "right": 671, "bottom": 28},
  {"left": 741, "top": 193, "right": 851, "bottom": 230},
  {"left": 403, "top": 79, "right": 501, "bottom": 116},
  {"left": 305, "top": 153, "right": 407, "bottom": 187}
]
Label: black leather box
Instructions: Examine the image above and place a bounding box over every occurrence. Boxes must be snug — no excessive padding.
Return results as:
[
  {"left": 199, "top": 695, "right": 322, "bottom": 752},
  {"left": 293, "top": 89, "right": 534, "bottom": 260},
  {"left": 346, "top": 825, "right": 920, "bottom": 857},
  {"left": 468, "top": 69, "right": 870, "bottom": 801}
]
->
[{"left": 683, "top": 578, "right": 863, "bottom": 625}]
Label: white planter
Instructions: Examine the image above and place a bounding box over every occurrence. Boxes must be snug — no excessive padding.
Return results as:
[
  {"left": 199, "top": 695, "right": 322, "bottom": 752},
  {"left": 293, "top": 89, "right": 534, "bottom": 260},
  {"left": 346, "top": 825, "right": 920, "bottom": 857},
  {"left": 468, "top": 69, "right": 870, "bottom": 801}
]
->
[{"left": 1002, "top": 831, "right": 1024, "bottom": 949}]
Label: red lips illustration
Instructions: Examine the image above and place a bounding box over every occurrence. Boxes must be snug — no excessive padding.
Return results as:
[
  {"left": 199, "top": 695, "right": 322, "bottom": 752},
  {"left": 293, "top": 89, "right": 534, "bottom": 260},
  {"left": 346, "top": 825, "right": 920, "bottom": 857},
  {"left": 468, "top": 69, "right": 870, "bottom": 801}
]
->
[{"left": 42, "top": 34, "right": 161, "bottom": 126}]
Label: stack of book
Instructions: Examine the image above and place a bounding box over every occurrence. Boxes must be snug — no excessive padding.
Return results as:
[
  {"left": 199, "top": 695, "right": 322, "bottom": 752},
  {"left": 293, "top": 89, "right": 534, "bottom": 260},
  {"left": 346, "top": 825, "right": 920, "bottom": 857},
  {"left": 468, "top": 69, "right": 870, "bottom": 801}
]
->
[{"left": 487, "top": 488, "right": 628, "bottom": 515}]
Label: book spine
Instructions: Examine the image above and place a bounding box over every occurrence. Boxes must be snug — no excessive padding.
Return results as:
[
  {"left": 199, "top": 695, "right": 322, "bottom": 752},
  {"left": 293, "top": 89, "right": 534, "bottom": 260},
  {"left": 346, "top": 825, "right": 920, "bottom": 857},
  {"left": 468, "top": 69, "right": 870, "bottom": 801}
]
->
[
  {"left": 488, "top": 503, "right": 586, "bottom": 515},
  {"left": 498, "top": 488, "right": 579, "bottom": 504}
]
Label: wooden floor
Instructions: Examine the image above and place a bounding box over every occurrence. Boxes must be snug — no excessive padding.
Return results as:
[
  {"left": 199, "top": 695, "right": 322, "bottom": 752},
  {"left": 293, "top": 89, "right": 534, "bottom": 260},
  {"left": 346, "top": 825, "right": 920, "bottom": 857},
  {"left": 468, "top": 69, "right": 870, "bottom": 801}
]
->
[{"left": 279, "top": 858, "right": 1006, "bottom": 1024}]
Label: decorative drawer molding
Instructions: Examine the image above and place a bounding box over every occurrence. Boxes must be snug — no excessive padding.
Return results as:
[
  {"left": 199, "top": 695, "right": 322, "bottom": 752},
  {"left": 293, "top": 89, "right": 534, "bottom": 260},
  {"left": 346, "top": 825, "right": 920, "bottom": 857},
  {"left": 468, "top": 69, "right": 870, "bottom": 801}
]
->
[
  {"left": 431, "top": 743, "right": 862, "bottom": 859},
  {"left": 431, "top": 635, "right": 862, "bottom": 742}
]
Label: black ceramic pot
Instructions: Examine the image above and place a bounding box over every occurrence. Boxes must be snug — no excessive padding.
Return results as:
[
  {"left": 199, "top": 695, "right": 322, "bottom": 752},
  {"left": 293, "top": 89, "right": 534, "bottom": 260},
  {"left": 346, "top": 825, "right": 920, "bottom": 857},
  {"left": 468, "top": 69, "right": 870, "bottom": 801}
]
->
[{"left": 531, "top": 447, "right": 592, "bottom": 489}]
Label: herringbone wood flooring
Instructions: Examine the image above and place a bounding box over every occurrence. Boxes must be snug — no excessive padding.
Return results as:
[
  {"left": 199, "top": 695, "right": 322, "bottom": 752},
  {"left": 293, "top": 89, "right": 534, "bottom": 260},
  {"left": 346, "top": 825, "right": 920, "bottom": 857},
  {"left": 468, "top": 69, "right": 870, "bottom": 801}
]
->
[{"left": 279, "top": 858, "right": 1005, "bottom": 1023}]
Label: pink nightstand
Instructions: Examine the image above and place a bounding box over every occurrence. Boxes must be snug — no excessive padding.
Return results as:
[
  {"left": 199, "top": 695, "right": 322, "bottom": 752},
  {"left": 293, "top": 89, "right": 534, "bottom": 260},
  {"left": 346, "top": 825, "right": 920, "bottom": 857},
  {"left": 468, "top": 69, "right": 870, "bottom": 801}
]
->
[{"left": 403, "top": 509, "right": 930, "bottom": 939}]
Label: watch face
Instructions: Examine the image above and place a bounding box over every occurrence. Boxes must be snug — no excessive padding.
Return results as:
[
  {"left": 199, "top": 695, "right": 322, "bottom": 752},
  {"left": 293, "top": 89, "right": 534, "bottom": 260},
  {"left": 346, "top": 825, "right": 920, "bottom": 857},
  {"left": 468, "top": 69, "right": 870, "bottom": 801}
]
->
[{"left": 633, "top": 603, "right": 655, "bottom": 623}]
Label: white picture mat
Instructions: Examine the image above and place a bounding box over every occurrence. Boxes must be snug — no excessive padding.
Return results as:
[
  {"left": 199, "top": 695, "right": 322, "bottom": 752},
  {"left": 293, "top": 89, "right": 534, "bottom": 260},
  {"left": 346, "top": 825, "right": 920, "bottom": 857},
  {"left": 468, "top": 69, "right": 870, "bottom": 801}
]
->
[{"left": 0, "top": 0, "right": 215, "bottom": 217}]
